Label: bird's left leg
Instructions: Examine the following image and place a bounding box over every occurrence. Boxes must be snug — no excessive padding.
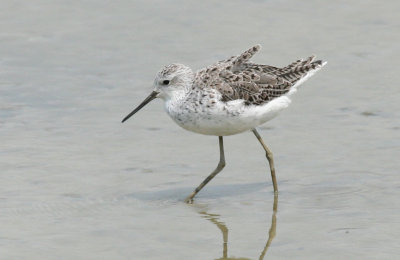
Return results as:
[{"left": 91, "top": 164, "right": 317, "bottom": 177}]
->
[{"left": 184, "top": 136, "right": 226, "bottom": 203}]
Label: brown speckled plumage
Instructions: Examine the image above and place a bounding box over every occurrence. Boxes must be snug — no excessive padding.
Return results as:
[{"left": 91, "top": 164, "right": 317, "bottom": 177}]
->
[{"left": 194, "top": 44, "right": 324, "bottom": 105}]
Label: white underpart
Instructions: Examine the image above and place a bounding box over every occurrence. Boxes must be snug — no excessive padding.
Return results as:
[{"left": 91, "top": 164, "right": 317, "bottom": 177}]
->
[
  {"left": 166, "top": 94, "right": 291, "bottom": 136},
  {"left": 165, "top": 62, "right": 327, "bottom": 136}
]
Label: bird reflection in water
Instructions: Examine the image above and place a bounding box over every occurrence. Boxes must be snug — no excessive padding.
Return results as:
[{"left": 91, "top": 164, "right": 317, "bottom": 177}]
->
[{"left": 199, "top": 195, "right": 278, "bottom": 260}]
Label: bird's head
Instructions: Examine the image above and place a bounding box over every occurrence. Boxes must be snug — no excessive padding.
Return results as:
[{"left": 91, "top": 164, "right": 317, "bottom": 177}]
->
[
  {"left": 121, "top": 63, "right": 194, "bottom": 123},
  {"left": 153, "top": 63, "right": 194, "bottom": 100}
]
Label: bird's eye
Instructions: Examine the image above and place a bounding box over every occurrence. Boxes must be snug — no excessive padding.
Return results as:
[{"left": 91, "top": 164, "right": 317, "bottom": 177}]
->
[{"left": 162, "top": 80, "right": 170, "bottom": 85}]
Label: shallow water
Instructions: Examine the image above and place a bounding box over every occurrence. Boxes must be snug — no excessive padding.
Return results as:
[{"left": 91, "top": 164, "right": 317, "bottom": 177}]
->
[{"left": 1, "top": 0, "right": 399, "bottom": 259}]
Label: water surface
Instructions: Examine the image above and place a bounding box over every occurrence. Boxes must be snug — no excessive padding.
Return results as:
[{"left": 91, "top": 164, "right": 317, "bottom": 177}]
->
[{"left": 1, "top": 0, "right": 399, "bottom": 259}]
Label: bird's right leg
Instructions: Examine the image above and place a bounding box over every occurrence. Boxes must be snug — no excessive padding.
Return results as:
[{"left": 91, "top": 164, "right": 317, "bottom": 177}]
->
[{"left": 252, "top": 129, "right": 278, "bottom": 194}]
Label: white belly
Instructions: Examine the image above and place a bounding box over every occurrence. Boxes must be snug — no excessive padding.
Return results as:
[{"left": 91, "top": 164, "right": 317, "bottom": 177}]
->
[{"left": 165, "top": 95, "right": 292, "bottom": 136}]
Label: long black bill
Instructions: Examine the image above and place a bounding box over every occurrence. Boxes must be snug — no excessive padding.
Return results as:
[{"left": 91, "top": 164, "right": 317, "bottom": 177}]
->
[{"left": 121, "top": 91, "right": 159, "bottom": 123}]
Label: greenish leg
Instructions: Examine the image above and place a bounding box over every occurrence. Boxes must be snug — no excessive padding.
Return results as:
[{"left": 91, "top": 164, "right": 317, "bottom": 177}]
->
[
  {"left": 184, "top": 136, "right": 226, "bottom": 203},
  {"left": 252, "top": 129, "right": 278, "bottom": 194}
]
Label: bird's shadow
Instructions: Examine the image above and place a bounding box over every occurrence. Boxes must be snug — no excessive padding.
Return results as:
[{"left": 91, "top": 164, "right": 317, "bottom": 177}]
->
[{"left": 127, "top": 182, "right": 271, "bottom": 202}]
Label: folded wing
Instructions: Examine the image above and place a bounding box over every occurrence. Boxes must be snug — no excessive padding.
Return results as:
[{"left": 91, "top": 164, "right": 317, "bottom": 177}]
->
[{"left": 194, "top": 45, "right": 326, "bottom": 106}]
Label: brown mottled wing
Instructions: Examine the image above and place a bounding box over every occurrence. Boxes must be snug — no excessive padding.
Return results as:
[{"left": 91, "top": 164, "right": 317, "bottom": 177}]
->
[
  {"left": 195, "top": 44, "right": 269, "bottom": 90},
  {"left": 195, "top": 45, "right": 324, "bottom": 105}
]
